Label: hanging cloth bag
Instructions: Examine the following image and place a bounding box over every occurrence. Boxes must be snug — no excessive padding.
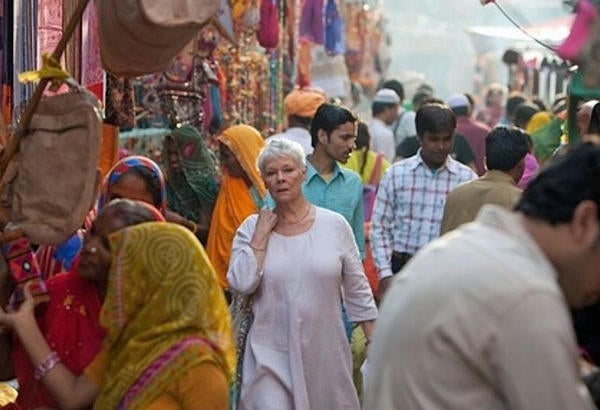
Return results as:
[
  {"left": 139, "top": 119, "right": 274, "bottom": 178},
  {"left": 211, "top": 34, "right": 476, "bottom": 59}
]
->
[
  {"left": 0, "top": 83, "right": 102, "bottom": 246},
  {"left": 97, "top": 0, "right": 221, "bottom": 76}
]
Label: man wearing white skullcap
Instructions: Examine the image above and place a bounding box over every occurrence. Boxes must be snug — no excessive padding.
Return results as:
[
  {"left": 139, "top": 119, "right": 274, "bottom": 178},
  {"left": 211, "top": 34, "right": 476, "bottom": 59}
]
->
[{"left": 368, "top": 89, "right": 400, "bottom": 162}]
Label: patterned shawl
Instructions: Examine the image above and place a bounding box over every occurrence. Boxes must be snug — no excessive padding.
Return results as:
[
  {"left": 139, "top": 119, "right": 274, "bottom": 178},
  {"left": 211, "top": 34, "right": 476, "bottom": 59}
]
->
[
  {"left": 95, "top": 222, "right": 235, "bottom": 409},
  {"left": 97, "top": 156, "right": 167, "bottom": 214},
  {"left": 164, "top": 125, "right": 220, "bottom": 222}
]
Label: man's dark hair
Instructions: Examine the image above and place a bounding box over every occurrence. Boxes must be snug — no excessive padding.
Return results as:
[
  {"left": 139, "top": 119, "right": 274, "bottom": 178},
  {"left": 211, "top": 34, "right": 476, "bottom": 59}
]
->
[
  {"left": 516, "top": 143, "right": 600, "bottom": 224},
  {"left": 101, "top": 198, "right": 160, "bottom": 226},
  {"left": 288, "top": 114, "right": 312, "bottom": 130},
  {"left": 372, "top": 101, "right": 396, "bottom": 117},
  {"left": 506, "top": 93, "right": 527, "bottom": 120},
  {"left": 513, "top": 102, "right": 539, "bottom": 129},
  {"left": 415, "top": 103, "right": 456, "bottom": 138},
  {"left": 310, "top": 103, "right": 357, "bottom": 148},
  {"left": 451, "top": 105, "right": 469, "bottom": 117},
  {"left": 464, "top": 93, "right": 475, "bottom": 110},
  {"left": 382, "top": 79, "right": 404, "bottom": 101},
  {"left": 412, "top": 91, "right": 433, "bottom": 111},
  {"left": 485, "top": 127, "right": 530, "bottom": 171},
  {"left": 532, "top": 97, "right": 547, "bottom": 112}
]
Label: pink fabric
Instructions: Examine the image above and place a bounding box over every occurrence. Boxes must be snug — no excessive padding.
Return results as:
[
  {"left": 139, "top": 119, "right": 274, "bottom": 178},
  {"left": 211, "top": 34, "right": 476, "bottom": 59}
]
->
[
  {"left": 558, "top": 0, "right": 598, "bottom": 60},
  {"left": 518, "top": 152, "right": 539, "bottom": 189},
  {"left": 456, "top": 116, "right": 491, "bottom": 176}
]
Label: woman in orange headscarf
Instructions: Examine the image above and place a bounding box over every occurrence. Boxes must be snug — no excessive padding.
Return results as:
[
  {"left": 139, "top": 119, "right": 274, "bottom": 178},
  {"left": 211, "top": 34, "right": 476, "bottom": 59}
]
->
[{"left": 207, "top": 125, "right": 266, "bottom": 289}]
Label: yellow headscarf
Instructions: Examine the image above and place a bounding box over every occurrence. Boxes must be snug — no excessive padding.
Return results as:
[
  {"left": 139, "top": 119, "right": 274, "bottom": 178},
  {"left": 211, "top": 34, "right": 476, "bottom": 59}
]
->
[
  {"left": 526, "top": 111, "right": 552, "bottom": 135},
  {"left": 95, "top": 222, "right": 235, "bottom": 409},
  {"left": 217, "top": 124, "right": 266, "bottom": 198},
  {"left": 207, "top": 125, "right": 266, "bottom": 288}
]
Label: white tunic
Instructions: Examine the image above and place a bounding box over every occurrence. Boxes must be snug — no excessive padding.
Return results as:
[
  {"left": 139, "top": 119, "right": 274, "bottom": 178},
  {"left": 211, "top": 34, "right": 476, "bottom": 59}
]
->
[{"left": 228, "top": 207, "right": 378, "bottom": 410}]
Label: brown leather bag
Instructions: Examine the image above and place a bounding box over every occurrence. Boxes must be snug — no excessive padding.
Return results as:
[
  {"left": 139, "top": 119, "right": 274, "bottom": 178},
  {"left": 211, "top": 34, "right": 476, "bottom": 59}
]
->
[
  {"left": 97, "top": 0, "right": 221, "bottom": 76},
  {"left": 0, "top": 85, "right": 101, "bottom": 246}
]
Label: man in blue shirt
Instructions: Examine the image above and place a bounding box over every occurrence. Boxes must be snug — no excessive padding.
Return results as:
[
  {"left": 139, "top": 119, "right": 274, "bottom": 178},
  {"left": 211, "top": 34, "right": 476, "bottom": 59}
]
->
[{"left": 304, "top": 103, "right": 365, "bottom": 259}]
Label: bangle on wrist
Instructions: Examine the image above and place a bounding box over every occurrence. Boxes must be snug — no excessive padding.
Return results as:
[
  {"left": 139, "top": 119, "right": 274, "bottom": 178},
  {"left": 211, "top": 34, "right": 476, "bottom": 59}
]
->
[
  {"left": 249, "top": 243, "right": 266, "bottom": 251},
  {"left": 184, "top": 220, "right": 198, "bottom": 234},
  {"left": 34, "top": 351, "right": 61, "bottom": 380}
]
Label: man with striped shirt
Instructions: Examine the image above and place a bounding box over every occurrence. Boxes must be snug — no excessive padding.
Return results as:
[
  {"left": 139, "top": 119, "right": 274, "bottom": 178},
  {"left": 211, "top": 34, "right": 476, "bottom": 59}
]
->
[{"left": 371, "top": 103, "right": 476, "bottom": 298}]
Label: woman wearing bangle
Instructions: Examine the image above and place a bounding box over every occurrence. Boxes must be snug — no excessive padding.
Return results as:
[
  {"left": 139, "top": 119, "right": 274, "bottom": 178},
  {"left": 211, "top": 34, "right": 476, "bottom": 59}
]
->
[
  {"left": 2, "top": 210, "right": 234, "bottom": 408},
  {"left": 8, "top": 199, "right": 164, "bottom": 409},
  {"left": 228, "top": 138, "right": 377, "bottom": 409}
]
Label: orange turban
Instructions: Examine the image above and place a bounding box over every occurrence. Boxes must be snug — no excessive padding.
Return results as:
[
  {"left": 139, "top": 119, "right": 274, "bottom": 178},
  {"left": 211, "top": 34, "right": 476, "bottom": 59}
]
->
[{"left": 284, "top": 88, "right": 327, "bottom": 118}]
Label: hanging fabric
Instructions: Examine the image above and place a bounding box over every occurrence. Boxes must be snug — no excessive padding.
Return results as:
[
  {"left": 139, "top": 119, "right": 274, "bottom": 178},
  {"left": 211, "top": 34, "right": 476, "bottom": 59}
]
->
[
  {"left": 299, "top": 0, "right": 324, "bottom": 45},
  {"left": 63, "top": 0, "right": 82, "bottom": 83},
  {"left": 79, "top": 2, "right": 103, "bottom": 100},
  {"left": 257, "top": 0, "right": 279, "bottom": 49},
  {"left": 324, "top": 0, "right": 345, "bottom": 56},
  {"left": 13, "top": 0, "right": 38, "bottom": 124},
  {"left": 104, "top": 73, "right": 136, "bottom": 129}
]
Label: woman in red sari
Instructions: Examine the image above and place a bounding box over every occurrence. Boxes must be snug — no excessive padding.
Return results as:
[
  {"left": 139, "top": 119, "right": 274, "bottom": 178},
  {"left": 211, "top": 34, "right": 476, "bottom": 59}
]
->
[{"left": 10, "top": 199, "right": 164, "bottom": 409}]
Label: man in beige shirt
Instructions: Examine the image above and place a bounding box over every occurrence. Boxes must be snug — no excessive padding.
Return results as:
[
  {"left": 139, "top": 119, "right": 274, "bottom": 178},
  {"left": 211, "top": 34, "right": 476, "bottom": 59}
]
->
[
  {"left": 365, "top": 143, "right": 600, "bottom": 410},
  {"left": 440, "top": 127, "right": 529, "bottom": 234}
]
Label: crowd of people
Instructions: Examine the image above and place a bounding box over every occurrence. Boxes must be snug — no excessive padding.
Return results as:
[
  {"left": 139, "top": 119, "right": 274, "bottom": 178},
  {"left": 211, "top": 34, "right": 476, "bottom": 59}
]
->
[{"left": 0, "top": 78, "right": 599, "bottom": 410}]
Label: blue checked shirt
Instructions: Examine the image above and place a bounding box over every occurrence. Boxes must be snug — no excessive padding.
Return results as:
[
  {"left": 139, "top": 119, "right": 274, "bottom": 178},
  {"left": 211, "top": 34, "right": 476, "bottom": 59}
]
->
[
  {"left": 371, "top": 151, "right": 476, "bottom": 279},
  {"left": 303, "top": 160, "right": 365, "bottom": 259}
]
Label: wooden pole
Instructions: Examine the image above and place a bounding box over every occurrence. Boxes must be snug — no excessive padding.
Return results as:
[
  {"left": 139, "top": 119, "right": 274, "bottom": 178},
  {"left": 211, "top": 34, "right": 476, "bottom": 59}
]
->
[{"left": 0, "top": 0, "right": 91, "bottom": 175}]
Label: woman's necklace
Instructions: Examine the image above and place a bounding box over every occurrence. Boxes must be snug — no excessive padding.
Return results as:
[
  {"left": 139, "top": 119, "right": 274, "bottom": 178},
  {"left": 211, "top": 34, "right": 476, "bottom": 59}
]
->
[{"left": 280, "top": 205, "right": 312, "bottom": 225}]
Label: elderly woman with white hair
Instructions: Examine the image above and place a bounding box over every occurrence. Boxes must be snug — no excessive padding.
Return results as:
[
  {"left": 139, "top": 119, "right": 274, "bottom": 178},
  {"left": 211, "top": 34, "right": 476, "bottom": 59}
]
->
[{"left": 228, "top": 138, "right": 377, "bottom": 410}]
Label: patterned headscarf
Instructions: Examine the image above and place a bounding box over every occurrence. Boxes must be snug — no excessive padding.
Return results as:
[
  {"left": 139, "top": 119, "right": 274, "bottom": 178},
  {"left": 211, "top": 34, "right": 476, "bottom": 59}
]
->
[
  {"left": 97, "top": 156, "right": 167, "bottom": 215},
  {"left": 218, "top": 124, "right": 267, "bottom": 198},
  {"left": 164, "top": 125, "right": 220, "bottom": 222},
  {"left": 95, "top": 222, "right": 235, "bottom": 409}
]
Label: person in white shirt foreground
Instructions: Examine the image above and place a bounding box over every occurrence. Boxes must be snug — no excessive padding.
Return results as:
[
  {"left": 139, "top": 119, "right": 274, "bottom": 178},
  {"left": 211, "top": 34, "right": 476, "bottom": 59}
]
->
[{"left": 365, "top": 142, "right": 600, "bottom": 410}]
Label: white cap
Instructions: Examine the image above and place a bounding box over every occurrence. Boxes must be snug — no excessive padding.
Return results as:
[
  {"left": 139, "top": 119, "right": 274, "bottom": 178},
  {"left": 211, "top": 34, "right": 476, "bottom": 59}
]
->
[
  {"left": 373, "top": 88, "right": 400, "bottom": 104},
  {"left": 446, "top": 93, "right": 469, "bottom": 109}
]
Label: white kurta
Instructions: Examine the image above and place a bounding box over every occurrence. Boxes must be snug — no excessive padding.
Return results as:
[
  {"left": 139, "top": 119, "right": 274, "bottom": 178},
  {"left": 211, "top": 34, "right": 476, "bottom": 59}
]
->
[{"left": 228, "top": 207, "right": 378, "bottom": 410}]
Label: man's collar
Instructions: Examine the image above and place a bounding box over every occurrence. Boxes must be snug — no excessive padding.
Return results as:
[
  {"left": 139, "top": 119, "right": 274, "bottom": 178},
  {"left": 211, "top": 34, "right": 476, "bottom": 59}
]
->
[
  {"left": 482, "top": 169, "right": 518, "bottom": 185},
  {"left": 410, "top": 149, "right": 459, "bottom": 174},
  {"left": 306, "top": 156, "right": 345, "bottom": 182}
]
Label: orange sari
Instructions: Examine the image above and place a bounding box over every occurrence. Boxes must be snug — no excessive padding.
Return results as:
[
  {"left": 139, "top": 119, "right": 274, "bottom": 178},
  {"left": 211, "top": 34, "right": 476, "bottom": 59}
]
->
[{"left": 206, "top": 125, "right": 266, "bottom": 288}]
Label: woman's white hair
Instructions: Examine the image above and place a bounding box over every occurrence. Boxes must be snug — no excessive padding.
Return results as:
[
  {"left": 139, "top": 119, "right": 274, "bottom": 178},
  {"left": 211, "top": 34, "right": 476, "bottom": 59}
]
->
[{"left": 257, "top": 138, "right": 307, "bottom": 174}]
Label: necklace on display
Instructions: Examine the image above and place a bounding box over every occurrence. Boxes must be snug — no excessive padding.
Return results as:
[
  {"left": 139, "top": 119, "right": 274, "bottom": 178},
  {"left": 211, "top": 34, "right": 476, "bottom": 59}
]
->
[{"left": 280, "top": 205, "right": 312, "bottom": 225}]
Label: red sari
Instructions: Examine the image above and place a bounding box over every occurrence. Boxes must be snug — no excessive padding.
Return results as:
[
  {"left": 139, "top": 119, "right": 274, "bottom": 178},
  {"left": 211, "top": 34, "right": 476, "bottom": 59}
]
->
[{"left": 12, "top": 263, "right": 104, "bottom": 409}]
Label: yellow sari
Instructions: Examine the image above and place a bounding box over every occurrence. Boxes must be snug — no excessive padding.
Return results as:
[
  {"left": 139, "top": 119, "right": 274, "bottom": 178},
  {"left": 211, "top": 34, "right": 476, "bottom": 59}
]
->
[
  {"left": 94, "top": 222, "right": 235, "bottom": 410},
  {"left": 207, "top": 125, "right": 266, "bottom": 288}
]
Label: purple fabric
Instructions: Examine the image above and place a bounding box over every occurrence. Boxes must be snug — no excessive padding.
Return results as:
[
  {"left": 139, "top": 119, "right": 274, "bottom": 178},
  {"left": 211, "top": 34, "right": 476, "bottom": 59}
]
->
[
  {"left": 518, "top": 152, "right": 539, "bottom": 189},
  {"left": 324, "top": 0, "right": 345, "bottom": 55},
  {"left": 300, "top": 0, "right": 324, "bottom": 44}
]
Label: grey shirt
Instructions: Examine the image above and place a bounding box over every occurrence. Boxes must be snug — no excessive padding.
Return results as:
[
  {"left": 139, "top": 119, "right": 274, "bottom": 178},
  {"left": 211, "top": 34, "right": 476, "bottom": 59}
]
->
[{"left": 365, "top": 206, "right": 594, "bottom": 410}]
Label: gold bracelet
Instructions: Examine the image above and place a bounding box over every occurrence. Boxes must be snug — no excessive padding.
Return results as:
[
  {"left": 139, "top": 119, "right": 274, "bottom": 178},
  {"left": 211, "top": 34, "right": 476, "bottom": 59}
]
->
[{"left": 184, "top": 220, "right": 198, "bottom": 234}]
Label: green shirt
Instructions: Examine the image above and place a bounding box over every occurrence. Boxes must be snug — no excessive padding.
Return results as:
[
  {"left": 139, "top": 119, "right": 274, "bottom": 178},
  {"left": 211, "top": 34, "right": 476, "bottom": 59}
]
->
[{"left": 303, "top": 160, "right": 365, "bottom": 259}]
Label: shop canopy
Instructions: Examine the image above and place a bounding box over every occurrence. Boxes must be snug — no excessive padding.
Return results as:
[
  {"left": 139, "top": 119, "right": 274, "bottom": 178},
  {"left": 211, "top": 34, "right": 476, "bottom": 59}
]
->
[{"left": 467, "top": 15, "right": 574, "bottom": 46}]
